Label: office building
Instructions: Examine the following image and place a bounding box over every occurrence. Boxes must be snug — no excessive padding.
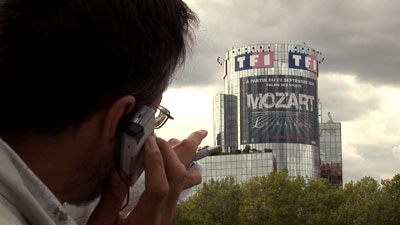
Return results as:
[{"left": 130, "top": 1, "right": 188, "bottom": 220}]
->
[
  {"left": 213, "top": 94, "right": 238, "bottom": 152},
  {"left": 320, "top": 120, "right": 343, "bottom": 187},
  {"left": 213, "top": 43, "right": 321, "bottom": 179},
  {"left": 190, "top": 152, "right": 275, "bottom": 195}
]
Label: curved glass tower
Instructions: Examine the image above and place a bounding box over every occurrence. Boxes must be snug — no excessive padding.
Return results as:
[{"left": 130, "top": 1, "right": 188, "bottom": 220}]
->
[{"left": 214, "top": 43, "right": 321, "bottom": 179}]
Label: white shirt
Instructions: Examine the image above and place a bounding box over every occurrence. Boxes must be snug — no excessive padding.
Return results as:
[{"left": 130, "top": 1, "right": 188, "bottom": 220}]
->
[{"left": 0, "top": 138, "right": 77, "bottom": 225}]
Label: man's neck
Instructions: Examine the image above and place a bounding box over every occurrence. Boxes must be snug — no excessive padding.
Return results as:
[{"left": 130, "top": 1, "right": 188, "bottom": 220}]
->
[
  {"left": 2, "top": 126, "right": 102, "bottom": 203},
  {"left": 0, "top": 111, "right": 114, "bottom": 205}
]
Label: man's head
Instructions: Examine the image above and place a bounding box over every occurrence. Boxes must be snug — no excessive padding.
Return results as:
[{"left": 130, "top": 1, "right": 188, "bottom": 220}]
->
[
  {"left": 0, "top": 0, "right": 197, "bottom": 134},
  {"left": 0, "top": 0, "right": 197, "bottom": 204}
]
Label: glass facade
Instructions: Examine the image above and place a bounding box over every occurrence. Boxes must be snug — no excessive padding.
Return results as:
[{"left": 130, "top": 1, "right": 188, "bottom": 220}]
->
[
  {"left": 191, "top": 152, "right": 274, "bottom": 194},
  {"left": 215, "top": 43, "right": 321, "bottom": 179},
  {"left": 213, "top": 94, "right": 238, "bottom": 152},
  {"left": 319, "top": 122, "right": 343, "bottom": 187}
]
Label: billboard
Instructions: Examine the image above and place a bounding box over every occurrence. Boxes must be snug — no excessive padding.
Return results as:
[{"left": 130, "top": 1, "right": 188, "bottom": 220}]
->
[
  {"left": 235, "top": 52, "right": 274, "bottom": 72},
  {"left": 289, "top": 52, "right": 318, "bottom": 73},
  {"left": 240, "top": 75, "right": 318, "bottom": 145}
]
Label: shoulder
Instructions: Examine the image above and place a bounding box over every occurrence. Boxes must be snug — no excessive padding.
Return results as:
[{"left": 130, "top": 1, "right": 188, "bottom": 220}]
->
[
  {"left": 0, "top": 194, "right": 28, "bottom": 225},
  {"left": 0, "top": 140, "right": 29, "bottom": 225}
]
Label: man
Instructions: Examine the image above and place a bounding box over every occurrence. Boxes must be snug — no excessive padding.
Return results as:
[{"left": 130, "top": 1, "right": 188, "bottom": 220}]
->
[{"left": 0, "top": 0, "right": 206, "bottom": 224}]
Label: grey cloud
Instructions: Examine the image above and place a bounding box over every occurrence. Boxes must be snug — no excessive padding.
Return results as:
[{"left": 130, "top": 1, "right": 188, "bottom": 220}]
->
[
  {"left": 343, "top": 143, "right": 400, "bottom": 182},
  {"left": 174, "top": 0, "right": 400, "bottom": 87},
  {"left": 176, "top": 0, "right": 400, "bottom": 184},
  {"left": 356, "top": 144, "right": 396, "bottom": 161},
  {"left": 317, "top": 74, "right": 382, "bottom": 121},
  {"left": 171, "top": 38, "right": 225, "bottom": 87}
]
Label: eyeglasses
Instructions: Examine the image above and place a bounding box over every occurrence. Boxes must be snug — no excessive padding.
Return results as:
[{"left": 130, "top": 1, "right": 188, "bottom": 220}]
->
[{"left": 154, "top": 105, "right": 174, "bottom": 129}]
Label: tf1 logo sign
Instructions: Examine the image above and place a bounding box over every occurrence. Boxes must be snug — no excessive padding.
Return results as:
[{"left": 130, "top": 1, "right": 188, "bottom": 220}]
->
[
  {"left": 289, "top": 52, "right": 318, "bottom": 73},
  {"left": 235, "top": 52, "right": 274, "bottom": 72}
]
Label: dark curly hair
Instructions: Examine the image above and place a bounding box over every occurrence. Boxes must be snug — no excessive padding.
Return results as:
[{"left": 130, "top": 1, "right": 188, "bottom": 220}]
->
[{"left": 0, "top": 0, "right": 198, "bottom": 134}]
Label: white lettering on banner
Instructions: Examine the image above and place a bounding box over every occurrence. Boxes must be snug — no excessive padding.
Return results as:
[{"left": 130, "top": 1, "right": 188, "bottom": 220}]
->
[
  {"left": 247, "top": 94, "right": 260, "bottom": 109},
  {"left": 235, "top": 52, "right": 274, "bottom": 71},
  {"left": 250, "top": 54, "right": 259, "bottom": 67},
  {"left": 264, "top": 54, "right": 271, "bottom": 67},
  {"left": 247, "top": 93, "right": 315, "bottom": 111},
  {"left": 293, "top": 55, "right": 302, "bottom": 66},
  {"left": 305, "top": 56, "right": 311, "bottom": 69},
  {"left": 311, "top": 56, "right": 317, "bottom": 71},
  {"left": 237, "top": 56, "right": 246, "bottom": 68},
  {"left": 275, "top": 92, "right": 287, "bottom": 109},
  {"left": 299, "top": 94, "right": 308, "bottom": 111},
  {"left": 260, "top": 93, "right": 275, "bottom": 108},
  {"left": 288, "top": 93, "right": 299, "bottom": 109}
]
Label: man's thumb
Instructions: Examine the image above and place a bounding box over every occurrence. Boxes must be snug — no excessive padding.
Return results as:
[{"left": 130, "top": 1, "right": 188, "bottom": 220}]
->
[{"left": 87, "top": 170, "right": 128, "bottom": 225}]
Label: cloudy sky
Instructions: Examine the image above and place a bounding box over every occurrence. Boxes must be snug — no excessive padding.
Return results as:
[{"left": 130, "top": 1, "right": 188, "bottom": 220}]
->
[{"left": 157, "top": 0, "right": 400, "bottom": 183}]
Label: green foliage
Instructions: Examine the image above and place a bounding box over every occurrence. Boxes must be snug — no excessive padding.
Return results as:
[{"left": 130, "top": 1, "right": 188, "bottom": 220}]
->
[
  {"left": 300, "top": 178, "right": 344, "bottom": 225},
  {"left": 336, "top": 177, "right": 381, "bottom": 225},
  {"left": 243, "top": 145, "right": 251, "bottom": 154},
  {"left": 239, "top": 170, "right": 306, "bottom": 225},
  {"left": 378, "top": 174, "right": 400, "bottom": 224},
  {"left": 173, "top": 177, "right": 241, "bottom": 225},
  {"left": 264, "top": 148, "right": 273, "bottom": 153},
  {"left": 173, "top": 172, "right": 400, "bottom": 225}
]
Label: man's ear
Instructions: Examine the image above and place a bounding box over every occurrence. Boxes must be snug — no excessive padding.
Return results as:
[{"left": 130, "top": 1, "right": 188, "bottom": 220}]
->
[{"left": 101, "top": 95, "right": 136, "bottom": 149}]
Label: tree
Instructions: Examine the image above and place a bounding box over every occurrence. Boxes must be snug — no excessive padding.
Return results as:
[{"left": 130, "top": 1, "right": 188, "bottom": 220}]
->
[
  {"left": 239, "top": 170, "right": 306, "bottom": 225},
  {"left": 243, "top": 145, "right": 251, "bottom": 154},
  {"left": 173, "top": 177, "right": 241, "bottom": 225},
  {"left": 376, "top": 174, "right": 400, "bottom": 225},
  {"left": 336, "top": 177, "right": 380, "bottom": 225},
  {"left": 299, "top": 178, "right": 344, "bottom": 225},
  {"left": 264, "top": 148, "right": 273, "bottom": 153},
  {"left": 174, "top": 171, "right": 400, "bottom": 225}
]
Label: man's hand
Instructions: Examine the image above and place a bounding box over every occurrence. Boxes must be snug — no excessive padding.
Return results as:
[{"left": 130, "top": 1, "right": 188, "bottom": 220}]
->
[{"left": 87, "top": 130, "right": 207, "bottom": 225}]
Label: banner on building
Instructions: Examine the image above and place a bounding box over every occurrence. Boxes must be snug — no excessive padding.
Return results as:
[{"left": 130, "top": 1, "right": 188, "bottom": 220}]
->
[
  {"left": 235, "top": 52, "right": 274, "bottom": 72},
  {"left": 288, "top": 52, "right": 318, "bottom": 73},
  {"left": 240, "top": 75, "right": 318, "bottom": 145}
]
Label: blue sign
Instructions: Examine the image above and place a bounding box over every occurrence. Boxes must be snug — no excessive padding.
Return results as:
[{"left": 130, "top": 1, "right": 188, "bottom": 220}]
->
[
  {"left": 289, "top": 52, "right": 318, "bottom": 73},
  {"left": 235, "top": 52, "right": 274, "bottom": 72}
]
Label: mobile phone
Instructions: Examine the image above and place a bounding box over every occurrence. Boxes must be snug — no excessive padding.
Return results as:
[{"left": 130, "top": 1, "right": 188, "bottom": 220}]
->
[{"left": 120, "top": 106, "right": 155, "bottom": 185}]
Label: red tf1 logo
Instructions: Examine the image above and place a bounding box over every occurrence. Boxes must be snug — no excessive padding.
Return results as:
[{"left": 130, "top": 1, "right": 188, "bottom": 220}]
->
[
  {"left": 289, "top": 52, "right": 318, "bottom": 73},
  {"left": 235, "top": 52, "right": 274, "bottom": 72}
]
